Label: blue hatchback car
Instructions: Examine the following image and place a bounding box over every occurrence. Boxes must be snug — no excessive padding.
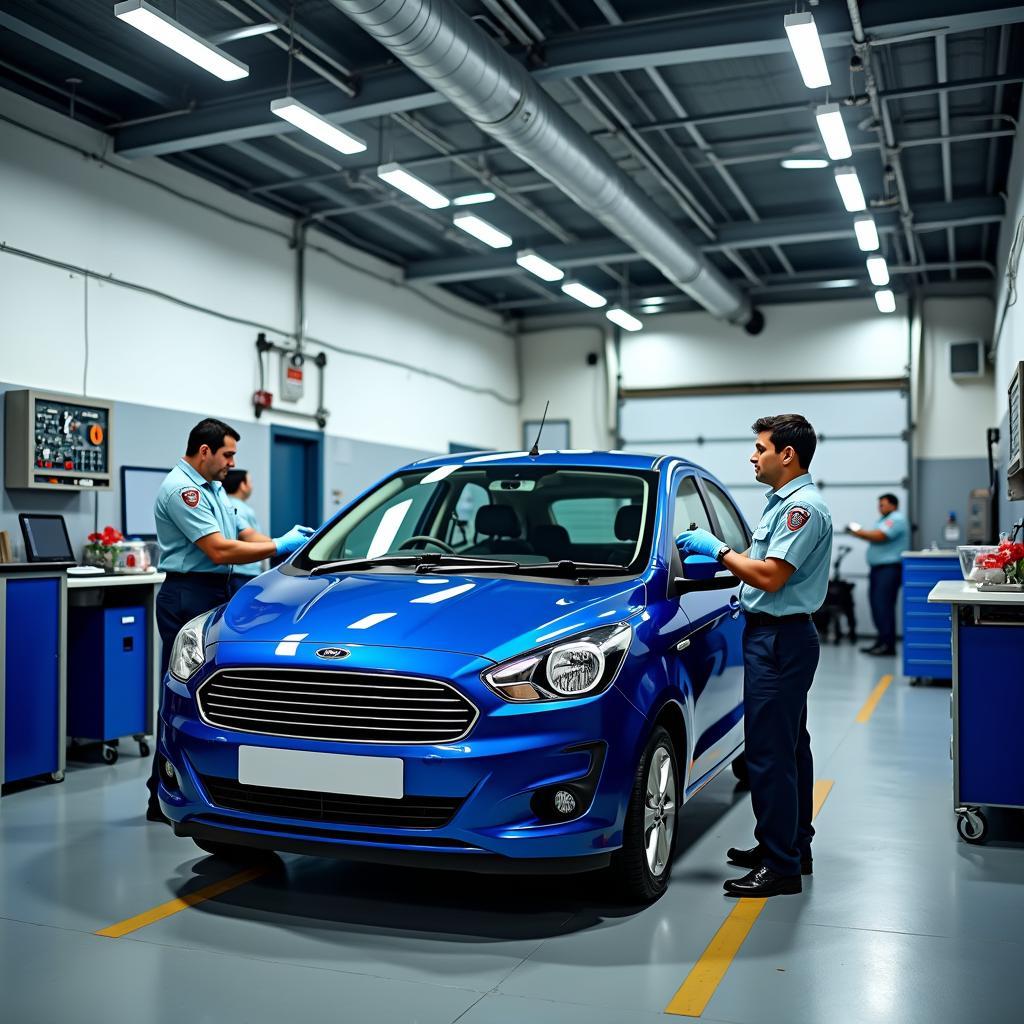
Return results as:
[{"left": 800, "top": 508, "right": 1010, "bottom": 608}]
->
[{"left": 159, "top": 451, "right": 751, "bottom": 902}]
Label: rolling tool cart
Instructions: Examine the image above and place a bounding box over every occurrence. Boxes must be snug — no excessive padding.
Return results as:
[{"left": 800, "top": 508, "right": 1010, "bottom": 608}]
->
[{"left": 903, "top": 551, "right": 961, "bottom": 684}]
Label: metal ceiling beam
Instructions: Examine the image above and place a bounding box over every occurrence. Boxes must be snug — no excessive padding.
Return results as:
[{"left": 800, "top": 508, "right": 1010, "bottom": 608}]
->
[
  {"left": 405, "top": 197, "right": 1004, "bottom": 283},
  {"left": 0, "top": 10, "right": 174, "bottom": 106},
  {"left": 112, "top": 1, "right": 1024, "bottom": 158}
]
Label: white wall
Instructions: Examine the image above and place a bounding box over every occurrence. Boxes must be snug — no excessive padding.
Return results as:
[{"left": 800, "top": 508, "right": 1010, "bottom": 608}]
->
[{"left": 0, "top": 89, "right": 518, "bottom": 453}]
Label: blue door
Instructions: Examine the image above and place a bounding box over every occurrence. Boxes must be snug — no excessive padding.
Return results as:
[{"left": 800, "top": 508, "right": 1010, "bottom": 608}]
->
[{"left": 270, "top": 426, "right": 324, "bottom": 537}]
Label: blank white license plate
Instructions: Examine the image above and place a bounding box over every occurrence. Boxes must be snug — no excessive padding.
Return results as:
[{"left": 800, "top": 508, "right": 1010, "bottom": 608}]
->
[{"left": 238, "top": 746, "right": 403, "bottom": 799}]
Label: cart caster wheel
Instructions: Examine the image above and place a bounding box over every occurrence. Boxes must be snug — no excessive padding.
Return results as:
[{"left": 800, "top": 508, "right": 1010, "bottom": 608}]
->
[
  {"left": 957, "top": 809, "right": 988, "bottom": 844},
  {"left": 50, "top": 771, "right": 64, "bottom": 783},
  {"left": 101, "top": 745, "right": 119, "bottom": 765}
]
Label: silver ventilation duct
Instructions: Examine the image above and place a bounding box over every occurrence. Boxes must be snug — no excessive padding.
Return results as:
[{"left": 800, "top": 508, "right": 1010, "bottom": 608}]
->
[{"left": 330, "top": 0, "right": 761, "bottom": 330}]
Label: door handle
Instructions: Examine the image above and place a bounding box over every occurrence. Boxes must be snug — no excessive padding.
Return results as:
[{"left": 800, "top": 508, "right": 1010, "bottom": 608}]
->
[
  {"left": 729, "top": 595, "right": 741, "bottom": 619},
  {"left": 675, "top": 638, "right": 691, "bottom": 652}
]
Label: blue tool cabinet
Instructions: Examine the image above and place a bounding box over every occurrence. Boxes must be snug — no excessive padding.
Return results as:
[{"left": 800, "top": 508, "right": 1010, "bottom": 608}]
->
[
  {"left": 68, "top": 606, "right": 147, "bottom": 750},
  {"left": 1, "top": 566, "right": 66, "bottom": 787},
  {"left": 902, "top": 553, "right": 960, "bottom": 682}
]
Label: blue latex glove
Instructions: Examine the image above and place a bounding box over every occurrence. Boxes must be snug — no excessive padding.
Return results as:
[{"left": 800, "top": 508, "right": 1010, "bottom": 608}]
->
[
  {"left": 675, "top": 528, "right": 724, "bottom": 560},
  {"left": 274, "top": 524, "right": 315, "bottom": 556}
]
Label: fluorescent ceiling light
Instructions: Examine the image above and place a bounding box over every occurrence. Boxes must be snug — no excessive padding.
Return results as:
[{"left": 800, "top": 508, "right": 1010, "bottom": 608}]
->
[
  {"left": 561, "top": 281, "right": 607, "bottom": 308},
  {"left": 875, "top": 289, "right": 896, "bottom": 314},
  {"left": 853, "top": 215, "right": 879, "bottom": 252},
  {"left": 606, "top": 308, "right": 643, "bottom": 332},
  {"left": 114, "top": 1, "right": 249, "bottom": 81},
  {"left": 781, "top": 158, "right": 830, "bottom": 170},
  {"left": 270, "top": 98, "right": 366, "bottom": 155},
  {"left": 866, "top": 256, "right": 890, "bottom": 286},
  {"left": 453, "top": 213, "right": 512, "bottom": 248},
  {"left": 784, "top": 11, "right": 831, "bottom": 89},
  {"left": 819, "top": 279, "right": 860, "bottom": 289},
  {"left": 516, "top": 249, "right": 564, "bottom": 282},
  {"left": 452, "top": 192, "right": 495, "bottom": 206},
  {"left": 815, "top": 103, "right": 852, "bottom": 160},
  {"left": 834, "top": 166, "right": 867, "bottom": 212},
  {"left": 377, "top": 162, "right": 449, "bottom": 209}
]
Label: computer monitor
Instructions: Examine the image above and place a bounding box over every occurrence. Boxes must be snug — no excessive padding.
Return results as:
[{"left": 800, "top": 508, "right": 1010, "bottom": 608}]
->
[
  {"left": 18, "top": 513, "right": 75, "bottom": 564},
  {"left": 121, "top": 465, "right": 170, "bottom": 539}
]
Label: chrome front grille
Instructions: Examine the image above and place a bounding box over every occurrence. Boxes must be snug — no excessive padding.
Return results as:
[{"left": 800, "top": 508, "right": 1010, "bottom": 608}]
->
[{"left": 195, "top": 668, "right": 478, "bottom": 744}]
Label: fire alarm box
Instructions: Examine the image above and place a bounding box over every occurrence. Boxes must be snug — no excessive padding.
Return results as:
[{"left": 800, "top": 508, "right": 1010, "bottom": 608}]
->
[{"left": 281, "top": 353, "right": 305, "bottom": 402}]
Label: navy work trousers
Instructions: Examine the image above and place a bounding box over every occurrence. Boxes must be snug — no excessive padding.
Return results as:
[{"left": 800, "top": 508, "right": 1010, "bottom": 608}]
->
[
  {"left": 868, "top": 563, "right": 902, "bottom": 649},
  {"left": 147, "top": 573, "right": 244, "bottom": 808},
  {"left": 742, "top": 618, "right": 820, "bottom": 876}
]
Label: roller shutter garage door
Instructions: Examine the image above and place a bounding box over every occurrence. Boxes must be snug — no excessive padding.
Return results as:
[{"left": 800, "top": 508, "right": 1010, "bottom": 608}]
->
[{"left": 620, "top": 387, "right": 909, "bottom": 638}]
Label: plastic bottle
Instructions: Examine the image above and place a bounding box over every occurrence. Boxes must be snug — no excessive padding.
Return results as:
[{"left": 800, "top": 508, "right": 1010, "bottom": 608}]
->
[{"left": 943, "top": 511, "right": 961, "bottom": 545}]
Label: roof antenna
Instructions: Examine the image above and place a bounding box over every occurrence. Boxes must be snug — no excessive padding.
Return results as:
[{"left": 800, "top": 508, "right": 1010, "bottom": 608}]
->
[{"left": 529, "top": 401, "right": 550, "bottom": 458}]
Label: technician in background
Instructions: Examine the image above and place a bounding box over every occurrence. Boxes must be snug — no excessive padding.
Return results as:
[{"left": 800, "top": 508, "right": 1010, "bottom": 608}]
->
[
  {"left": 223, "top": 468, "right": 265, "bottom": 579},
  {"left": 676, "top": 414, "right": 832, "bottom": 898},
  {"left": 847, "top": 493, "right": 908, "bottom": 657},
  {"left": 147, "top": 418, "right": 312, "bottom": 822}
]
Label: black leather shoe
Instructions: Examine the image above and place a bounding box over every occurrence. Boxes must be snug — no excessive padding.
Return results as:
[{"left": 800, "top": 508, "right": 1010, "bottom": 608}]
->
[
  {"left": 146, "top": 803, "right": 169, "bottom": 824},
  {"left": 860, "top": 643, "right": 884, "bottom": 654},
  {"left": 727, "top": 844, "right": 812, "bottom": 875},
  {"left": 723, "top": 865, "right": 802, "bottom": 897},
  {"left": 871, "top": 645, "right": 896, "bottom": 656}
]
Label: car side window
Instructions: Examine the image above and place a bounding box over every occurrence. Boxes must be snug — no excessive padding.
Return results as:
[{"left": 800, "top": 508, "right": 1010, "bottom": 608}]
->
[
  {"left": 703, "top": 480, "right": 749, "bottom": 551},
  {"left": 674, "top": 476, "right": 712, "bottom": 536}
]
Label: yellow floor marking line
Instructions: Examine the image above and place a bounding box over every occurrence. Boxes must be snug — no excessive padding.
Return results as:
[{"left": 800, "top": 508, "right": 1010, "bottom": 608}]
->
[
  {"left": 96, "top": 866, "right": 268, "bottom": 939},
  {"left": 855, "top": 673, "right": 894, "bottom": 724},
  {"left": 664, "top": 777, "right": 836, "bottom": 1017}
]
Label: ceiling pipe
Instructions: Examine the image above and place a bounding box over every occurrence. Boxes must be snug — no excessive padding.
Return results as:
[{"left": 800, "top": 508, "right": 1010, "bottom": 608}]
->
[{"left": 329, "top": 0, "right": 761, "bottom": 332}]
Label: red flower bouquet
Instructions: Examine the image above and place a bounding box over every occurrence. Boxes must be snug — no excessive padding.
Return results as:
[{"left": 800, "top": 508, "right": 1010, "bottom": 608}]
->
[
  {"left": 973, "top": 539, "right": 1024, "bottom": 585},
  {"left": 84, "top": 526, "right": 124, "bottom": 570}
]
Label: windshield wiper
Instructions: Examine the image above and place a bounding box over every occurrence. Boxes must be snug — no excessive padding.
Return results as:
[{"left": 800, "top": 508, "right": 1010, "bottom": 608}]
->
[
  {"left": 416, "top": 556, "right": 522, "bottom": 575},
  {"left": 309, "top": 554, "right": 441, "bottom": 575},
  {"left": 528, "top": 560, "right": 628, "bottom": 579}
]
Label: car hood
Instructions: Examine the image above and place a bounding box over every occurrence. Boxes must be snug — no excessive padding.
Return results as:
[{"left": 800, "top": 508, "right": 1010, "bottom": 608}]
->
[{"left": 212, "top": 568, "right": 648, "bottom": 663}]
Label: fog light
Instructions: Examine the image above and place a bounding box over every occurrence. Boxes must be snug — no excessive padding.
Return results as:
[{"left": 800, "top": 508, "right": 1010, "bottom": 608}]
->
[
  {"left": 162, "top": 758, "right": 175, "bottom": 779},
  {"left": 553, "top": 789, "right": 577, "bottom": 816}
]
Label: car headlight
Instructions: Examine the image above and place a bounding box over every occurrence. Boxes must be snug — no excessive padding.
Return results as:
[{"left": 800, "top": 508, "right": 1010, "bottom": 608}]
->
[
  {"left": 482, "top": 622, "right": 632, "bottom": 702},
  {"left": 168, "top": 610, "right": 214, "bottom": 681}
]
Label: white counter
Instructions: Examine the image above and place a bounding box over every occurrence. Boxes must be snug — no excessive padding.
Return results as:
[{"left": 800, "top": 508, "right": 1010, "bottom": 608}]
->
[
  {"left": 66, "top": 571, "right": 165, "bottom": 590},
  {"left": 904, "top": 550, "right": 958, "bottom": 559},
  {"left": 928, "top": 580, "right": 1024, "bottom": 606}
]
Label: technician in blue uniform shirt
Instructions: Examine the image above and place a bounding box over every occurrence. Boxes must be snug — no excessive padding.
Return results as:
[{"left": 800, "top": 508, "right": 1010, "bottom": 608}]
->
[
  {"left": 223, "top": 468, "right": 264, "bottom": 578},
  {"left": 147, "top": 418, "right": 313, "bottom": 821},
  {"left": 677, "top": 414, "right": 833, "bottom": 898},
  {"left": 847, "top": 493, "right": 908, "bottom": 656}
]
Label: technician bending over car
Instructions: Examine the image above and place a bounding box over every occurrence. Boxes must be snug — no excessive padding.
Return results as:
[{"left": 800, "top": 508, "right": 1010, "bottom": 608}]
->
[
  {"left": 147, "top": 417, "right": 313, "bottom": 822},
  {"left": 677, "top": 414, "right": 833, "bottom": 898}
]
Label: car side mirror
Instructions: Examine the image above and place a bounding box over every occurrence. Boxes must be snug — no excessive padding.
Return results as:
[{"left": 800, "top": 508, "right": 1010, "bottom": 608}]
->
[{"left": 674, "top": 552, "right": 738, "bottom": 593}]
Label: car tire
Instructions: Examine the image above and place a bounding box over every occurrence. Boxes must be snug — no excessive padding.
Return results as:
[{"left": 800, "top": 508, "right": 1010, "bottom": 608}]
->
[
  {"left": 610, "top": 725, "right": 679, "bottom": 904},
  {"left": 192, "top": 838, "right": 278, "bottom": 864}
]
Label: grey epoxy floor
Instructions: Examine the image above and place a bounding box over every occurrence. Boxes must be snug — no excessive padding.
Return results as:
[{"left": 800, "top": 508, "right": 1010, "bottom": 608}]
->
[{"left": 2, "top": 646, "right": 1022, "bottom": 1024}]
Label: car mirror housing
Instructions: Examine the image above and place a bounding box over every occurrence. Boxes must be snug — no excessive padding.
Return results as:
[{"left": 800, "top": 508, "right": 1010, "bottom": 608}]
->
[
  {"left": 680, "top": 553, "right": 720, "bottom": 580},
  {"left": 674, "top": 554, "right": 738, "bottom": 594}
]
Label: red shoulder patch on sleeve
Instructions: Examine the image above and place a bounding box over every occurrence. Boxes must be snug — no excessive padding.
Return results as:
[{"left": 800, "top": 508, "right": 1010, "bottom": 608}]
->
[
  {"left": 786, "top": 506, "right": 811, "bottom": 531},
  {"left": 180, "top": 488, "right": 201, "bottom": 508},
  {"left": 882, "top": 518, "right": 894, "bottom": 529}
]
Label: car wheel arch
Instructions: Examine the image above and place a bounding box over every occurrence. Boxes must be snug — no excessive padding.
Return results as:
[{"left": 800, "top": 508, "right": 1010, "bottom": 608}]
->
[{"left": 650, "top": 699, "right": 690, "bottom": 791}]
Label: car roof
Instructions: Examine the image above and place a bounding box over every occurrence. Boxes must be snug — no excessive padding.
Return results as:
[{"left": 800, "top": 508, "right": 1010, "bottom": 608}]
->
[{"left": 404, "top": 450, "right": 699, "bottom": 472}]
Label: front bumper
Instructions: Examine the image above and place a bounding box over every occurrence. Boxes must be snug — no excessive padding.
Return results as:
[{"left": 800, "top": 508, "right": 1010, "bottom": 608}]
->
[{"left": 158, "top": 648, "right": 647, "bottom": 867}]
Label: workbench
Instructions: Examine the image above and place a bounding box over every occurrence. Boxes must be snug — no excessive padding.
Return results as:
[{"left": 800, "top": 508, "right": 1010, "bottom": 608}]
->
[{"left": 929, "top": 580, "right": 1024, "bottom": 843}]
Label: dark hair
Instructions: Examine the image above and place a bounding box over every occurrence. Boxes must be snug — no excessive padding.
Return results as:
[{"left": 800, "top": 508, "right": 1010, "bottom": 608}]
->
[
  {"left": 224, "top": 469, "right": 249, "bottom": 495},
  {"left": 751, "top": 414, "right": 817, "bottom": 469},
  {"left": 879, "top": 493, "right": 899, "bottom": 508},
  {"left": 185, "top": 418, "right": 240, "bottom": 457}
]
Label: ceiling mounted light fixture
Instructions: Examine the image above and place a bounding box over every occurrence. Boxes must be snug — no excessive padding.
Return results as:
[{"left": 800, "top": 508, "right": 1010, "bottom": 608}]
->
[
  {"left": 453, "top": 213, "right": 512, "bottom": 248},
  {"left": 561, "top": 281, "right": 607, "bottom": 308},
  {"left": 270, "top": 98, "right": 366, "bottom": 155},
  {"left": 377, "top": 163, "right": 449, "bottom": 209},
  {"left": 866, "top": 256, "right": 890, "bottom": 286},
  {"left": 815, "top": 103, "right": 852, "bottom": 160},
  {"left": 853, "top": 215, "right": 880, "bottom": 252},
  {"left": 834, "top": 166, "right": 867, "bottom": 212},
  {"left": 516, "top": 249, "right": 564, "bottom": 282},
  {"left": 781, "top": 158, "right": 830, "bottom": 170},
  {"left": 874, "top": 289, "right": 896, "bottom": 313},
  {"left": 114, "top": 1, "right": 249, "bottom": 81},
  {"left": 784, "top": 11, "right": 831, "bottom": 89},
  {"left": 452, "top": 192, "right": 496, "bottom": 206},
  {"left": 606, "top": 308, "right": 643, "bottom": 332}
]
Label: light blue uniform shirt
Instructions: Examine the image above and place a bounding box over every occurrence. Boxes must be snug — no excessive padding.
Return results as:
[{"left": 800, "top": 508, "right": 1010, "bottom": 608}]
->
[
  {"left": 155, "top": 459, "right": 238, "bottom": 574},
  {"left": 225, "top": 496, "right": 263, "bottom": 577},
  {"left": 866, "top": 509, "right": 908, "bottom": 567},
  {"left": 740, "top": 473, "right": 834, "bottom": 616}
]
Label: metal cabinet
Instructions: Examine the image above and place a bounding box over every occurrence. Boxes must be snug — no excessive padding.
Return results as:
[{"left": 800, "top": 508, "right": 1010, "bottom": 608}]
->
[{"left": 902, "top": 554, "right": 960, "bottom": 682}]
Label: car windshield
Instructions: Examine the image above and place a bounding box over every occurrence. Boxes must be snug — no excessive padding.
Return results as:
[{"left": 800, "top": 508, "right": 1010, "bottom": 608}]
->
[{"left": 296, "top": 464, "right": 657, "bottom": 578}]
